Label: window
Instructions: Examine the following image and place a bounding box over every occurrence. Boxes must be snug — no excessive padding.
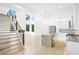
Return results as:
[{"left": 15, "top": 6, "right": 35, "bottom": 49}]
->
[
  {"left": 26, "top": 15, "right": 30, "bottom": 21},
  {"left": 26, "top": 24, "right": 30, "bottom": 31},
  {"left": 26, "top": 24, "right": 35, "bottom": 32},
  {"left": 32, "top": 24, "right": 35, "bottom": 32}
]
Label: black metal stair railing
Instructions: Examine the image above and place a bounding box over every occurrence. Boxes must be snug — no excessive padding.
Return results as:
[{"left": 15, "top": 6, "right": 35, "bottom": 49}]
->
[
  {"left": 16, "top": 21, "right": 25, "bottom": 45},
  {"left": 10, "top": 16, "right": 25, "bottom": 45}
]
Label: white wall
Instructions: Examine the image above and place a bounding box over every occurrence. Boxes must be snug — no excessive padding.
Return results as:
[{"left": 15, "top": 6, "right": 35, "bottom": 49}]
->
[
  {"left": 0, "top": 7, "right": 8, "bottom": 15},
  {"left": 16, "top": 10, "right": 26, "bottom": 30},
  {"left": 16, "top": 10, "right": 49, "bottom": 35},
  {"left": 73, "top": 4, "right": 79, "bottom": 34},
  {"left": 67, "top": 41, "right": 79, "bottom": 55},
  {"left": 34, "top": 15, "right": 48, "bottom": 34},
  {"left": 76, "top": 4, "right": 79, "bottom": 31}
]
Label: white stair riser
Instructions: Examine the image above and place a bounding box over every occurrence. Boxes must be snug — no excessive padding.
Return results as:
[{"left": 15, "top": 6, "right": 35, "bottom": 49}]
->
[
  {"left": 6, "top": 47, "right": 23, "bottom": 55},
  {"left": 0, "top": 43, "right": 22, "bottom": 54},
  {"left": 0, "top": 31, "right": 15, "bottom": 33},
  {"left": 0, "top": 35, "right": 18, "bottom": 39},
  {"left": 0, "top": 38, "right": 18, "bottom": 41},
  {"left": 0, "top": 39, "right": 19, "bottom": 45},
  {"left": 0, "top": 33, "right": 16, "bottom": 36},
  {"left": 0, "top": 41, "right": 21, "bottom": 49},
  {"left": 0, "top": 42, "right": 21, "bottom": 51}
]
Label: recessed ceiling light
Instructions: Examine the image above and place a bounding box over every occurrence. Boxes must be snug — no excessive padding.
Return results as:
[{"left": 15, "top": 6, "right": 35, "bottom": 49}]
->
[{"left": 57, "top": 6, "right": 61, "bottom": 8}]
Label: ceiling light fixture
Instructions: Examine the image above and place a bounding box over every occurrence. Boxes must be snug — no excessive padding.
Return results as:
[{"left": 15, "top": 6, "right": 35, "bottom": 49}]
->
[{"left": 57, "top": 6, "right": 61, "bottom": 8}]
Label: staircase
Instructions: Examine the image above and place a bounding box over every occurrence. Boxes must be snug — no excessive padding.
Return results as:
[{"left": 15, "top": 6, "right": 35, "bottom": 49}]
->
[
  {"left": 0, "top": 14, "right": 24, "bottom": 55},
  {"left": 0, "top": 31, "right": 23, "bottom": 55}
]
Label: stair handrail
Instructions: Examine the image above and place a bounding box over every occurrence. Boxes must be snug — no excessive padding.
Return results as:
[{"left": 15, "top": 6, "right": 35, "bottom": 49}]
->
[
  {"left": 9, "top": 16, "right": 24, "bottom": 47},
  {"left": 16, "top": 20, "right": 25, "bottom": 45}
]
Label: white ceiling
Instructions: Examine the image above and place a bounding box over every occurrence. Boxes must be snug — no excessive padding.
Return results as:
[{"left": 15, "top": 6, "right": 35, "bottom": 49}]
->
[
  {"left": 15, "top": 3, "right": 74, "bottom": 16},
  {"left": 0, "top": 3, "right": 77, "bottom": 18}
]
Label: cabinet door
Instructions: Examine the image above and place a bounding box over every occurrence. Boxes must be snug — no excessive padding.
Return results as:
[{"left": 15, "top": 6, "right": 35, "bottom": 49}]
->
[{"left": 66, "top": 41, "right": 79, "bottom": 55}]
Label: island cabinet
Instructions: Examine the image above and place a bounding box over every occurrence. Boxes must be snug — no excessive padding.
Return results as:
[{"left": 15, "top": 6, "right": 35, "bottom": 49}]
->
[{"left": 41, "top": 34, "right": 56, "bottom": 48}]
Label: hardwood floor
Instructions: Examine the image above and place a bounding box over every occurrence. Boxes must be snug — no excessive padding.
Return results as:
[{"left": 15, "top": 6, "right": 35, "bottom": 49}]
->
[
  {"left": 12, "top": 33, "right": 66, "bottom": 55},
  {"left": 42, "top": 41, "right": 66, "bottom": 55}
]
